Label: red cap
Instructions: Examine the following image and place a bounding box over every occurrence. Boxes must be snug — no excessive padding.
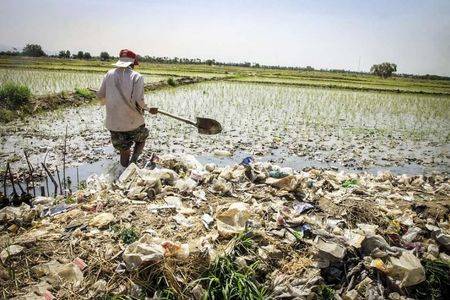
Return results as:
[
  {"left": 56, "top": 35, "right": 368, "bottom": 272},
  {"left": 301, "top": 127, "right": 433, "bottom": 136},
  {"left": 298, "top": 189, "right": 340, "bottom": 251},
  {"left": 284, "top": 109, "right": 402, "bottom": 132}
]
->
[{"left": 119, "top": 49, "right": 139, "bottom": 65}]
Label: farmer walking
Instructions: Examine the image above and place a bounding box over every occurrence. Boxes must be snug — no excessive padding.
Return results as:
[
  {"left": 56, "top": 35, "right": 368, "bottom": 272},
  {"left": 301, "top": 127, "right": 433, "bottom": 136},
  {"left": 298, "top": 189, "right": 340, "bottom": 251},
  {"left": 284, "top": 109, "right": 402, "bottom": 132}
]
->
[{"left": 96, "top": 49, "right": 157, "bottom": 167}]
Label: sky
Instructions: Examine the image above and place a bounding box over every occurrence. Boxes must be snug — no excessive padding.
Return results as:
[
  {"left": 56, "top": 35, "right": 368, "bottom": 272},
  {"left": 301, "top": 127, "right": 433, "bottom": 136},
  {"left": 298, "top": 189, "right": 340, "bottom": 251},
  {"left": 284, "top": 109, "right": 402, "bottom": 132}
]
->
[{"left": 0, "top": 0, "right": 449, "bottom": 76}]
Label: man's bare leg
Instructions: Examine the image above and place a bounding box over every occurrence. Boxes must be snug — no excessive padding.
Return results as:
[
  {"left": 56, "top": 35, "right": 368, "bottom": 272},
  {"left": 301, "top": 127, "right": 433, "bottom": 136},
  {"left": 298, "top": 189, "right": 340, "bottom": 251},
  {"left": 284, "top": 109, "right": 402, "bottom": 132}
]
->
[
  {"left": 120, "top": 149, "right": 131, "bottom": 167},
  {"left": 130, "top": 141, "right": 145, "bottom": 164}
]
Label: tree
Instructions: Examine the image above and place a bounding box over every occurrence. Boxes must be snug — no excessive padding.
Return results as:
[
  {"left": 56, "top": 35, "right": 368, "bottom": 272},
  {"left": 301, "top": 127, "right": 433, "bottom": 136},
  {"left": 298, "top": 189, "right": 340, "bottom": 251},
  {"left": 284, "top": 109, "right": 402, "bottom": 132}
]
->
[
  {"left": 100, "top": 51, "right": 110, "bottom": 61},
  {"left": 76, "top": 51, "right": 84, "bottom": 59},
  {"left": 370, "top": 62, "right": 397, "bottom": 78},
  {"left": 58, "top": 50, "right": 70, "bottom": 58},
  {"left": 83, "top": 52, "right": 91, "bottom": 59},
  {"left": 22, "top": 44, "right": 46, "bottom": 57}
]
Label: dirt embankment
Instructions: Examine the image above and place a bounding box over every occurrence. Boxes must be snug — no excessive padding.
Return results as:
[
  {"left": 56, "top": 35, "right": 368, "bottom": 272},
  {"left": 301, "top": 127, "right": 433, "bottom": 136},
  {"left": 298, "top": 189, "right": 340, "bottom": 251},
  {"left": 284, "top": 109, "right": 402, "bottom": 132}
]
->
[{"left": 0, "top": 77, "right": 216, "bottom": 124}]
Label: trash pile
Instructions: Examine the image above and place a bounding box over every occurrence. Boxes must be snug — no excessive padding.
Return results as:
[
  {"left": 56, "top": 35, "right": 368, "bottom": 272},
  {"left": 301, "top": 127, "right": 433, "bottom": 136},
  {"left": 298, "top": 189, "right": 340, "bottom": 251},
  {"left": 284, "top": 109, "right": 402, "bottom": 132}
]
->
[{"left": 1, "top": 153, "right": 449, "bottom": 299}]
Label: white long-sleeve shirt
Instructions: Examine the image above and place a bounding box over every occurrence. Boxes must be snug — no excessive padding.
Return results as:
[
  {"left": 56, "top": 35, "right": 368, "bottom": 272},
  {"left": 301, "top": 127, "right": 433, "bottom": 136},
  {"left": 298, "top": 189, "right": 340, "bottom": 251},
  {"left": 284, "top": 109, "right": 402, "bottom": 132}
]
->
[{"left": 97, "top": 67, "right": 148, "bottom": 132}]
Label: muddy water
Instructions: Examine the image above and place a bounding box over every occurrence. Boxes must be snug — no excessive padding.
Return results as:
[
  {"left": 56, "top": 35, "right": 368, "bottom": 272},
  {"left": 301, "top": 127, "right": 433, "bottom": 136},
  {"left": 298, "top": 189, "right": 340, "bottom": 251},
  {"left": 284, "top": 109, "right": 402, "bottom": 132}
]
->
[{"left": 1, "top": 81, "right": 449, "bottom": 194}]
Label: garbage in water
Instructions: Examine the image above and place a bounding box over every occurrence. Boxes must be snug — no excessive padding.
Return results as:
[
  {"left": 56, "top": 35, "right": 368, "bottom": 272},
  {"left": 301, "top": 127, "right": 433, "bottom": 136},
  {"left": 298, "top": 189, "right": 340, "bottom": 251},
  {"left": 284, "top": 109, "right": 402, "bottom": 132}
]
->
[{"left": 1, "top": 153, "right": 449, "bottom": 299}]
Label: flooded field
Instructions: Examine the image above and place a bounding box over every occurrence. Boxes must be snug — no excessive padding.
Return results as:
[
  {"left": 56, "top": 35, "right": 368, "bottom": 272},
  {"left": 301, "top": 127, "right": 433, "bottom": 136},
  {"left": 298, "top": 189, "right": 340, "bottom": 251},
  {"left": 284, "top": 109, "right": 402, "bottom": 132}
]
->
[
  {"left": 1, "top": 80, "right": 449, "bottom": 191},
  {"left": 0, "top": 68, "right": 167, "bottom": 94}
]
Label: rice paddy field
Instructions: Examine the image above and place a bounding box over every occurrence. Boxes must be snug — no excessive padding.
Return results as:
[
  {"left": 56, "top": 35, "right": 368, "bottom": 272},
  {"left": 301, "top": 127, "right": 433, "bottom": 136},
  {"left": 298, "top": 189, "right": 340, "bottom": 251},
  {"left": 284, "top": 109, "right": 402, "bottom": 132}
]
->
[
  {"left": 0, "top": 68, "right": 167, "bottom": 95},
  {"left": 1, "top": 58, "right": 449, "bottom": 180}
]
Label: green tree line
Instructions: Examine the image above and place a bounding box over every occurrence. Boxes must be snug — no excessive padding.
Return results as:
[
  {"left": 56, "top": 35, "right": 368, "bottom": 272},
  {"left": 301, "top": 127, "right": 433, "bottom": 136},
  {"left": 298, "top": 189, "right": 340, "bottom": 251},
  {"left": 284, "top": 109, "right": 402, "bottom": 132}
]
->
[{"left": 1, "top": 43, "right": 449, "bottom": 80}]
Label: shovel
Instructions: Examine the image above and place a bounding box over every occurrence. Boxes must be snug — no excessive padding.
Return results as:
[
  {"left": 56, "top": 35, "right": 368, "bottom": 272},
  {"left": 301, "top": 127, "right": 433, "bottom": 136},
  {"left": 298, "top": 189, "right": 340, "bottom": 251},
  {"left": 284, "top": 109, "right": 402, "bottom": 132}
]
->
[
  {"left": 149, "top": 109, "right": 222, "bottom": 135},
  {"left": 88, "top": 88, "right": 222, "bottom": 135}
]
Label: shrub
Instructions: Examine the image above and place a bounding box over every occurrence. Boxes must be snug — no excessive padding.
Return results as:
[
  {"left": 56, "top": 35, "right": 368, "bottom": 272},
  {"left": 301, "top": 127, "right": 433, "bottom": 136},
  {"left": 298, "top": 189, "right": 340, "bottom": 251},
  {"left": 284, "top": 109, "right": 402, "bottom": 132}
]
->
[
  {"left": 167, "top": 78, "right": 177, "bottom": 87},
  {"left": 0, "top": 82, "right": 31, "bottom": 109}
]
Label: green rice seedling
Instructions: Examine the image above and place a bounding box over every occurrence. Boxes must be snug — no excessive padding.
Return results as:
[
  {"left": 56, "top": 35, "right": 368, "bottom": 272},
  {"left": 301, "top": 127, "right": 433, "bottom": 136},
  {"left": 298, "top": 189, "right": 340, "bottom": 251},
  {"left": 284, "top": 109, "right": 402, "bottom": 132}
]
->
[{"left": 0, "top": 68, "right": 166, "bottom": 95}]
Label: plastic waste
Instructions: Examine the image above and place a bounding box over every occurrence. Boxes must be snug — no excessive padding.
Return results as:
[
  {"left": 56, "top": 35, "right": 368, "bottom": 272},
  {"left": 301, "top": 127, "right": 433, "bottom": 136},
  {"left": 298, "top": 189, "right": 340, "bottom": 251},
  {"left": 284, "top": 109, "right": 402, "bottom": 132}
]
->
[
  {"left": 268, "top": 170, "right": 287, "bottom": 179},
  {"left": 435, "top": 232, "right": 450, "bottom": 251},
  {"left": 240, "top": 156, "right": 254, "bottom": 166},
  {"left": 201, "top": 213, "right": 214, "bottom": 229},
  {"left": 266, "top": 175, "right": 298, "bottom": 191},
  {"left": 293, "top": 202, "right": 314, "bottom": 214},
  {"left": 401, "top": 227, "right": 421, "bottom": 243},
  {"left": 174, "top": 177, "right": 198, "bottom": 192},
  {"left": 213, "top": 149, "right": 232, "bottom": 157},
  {"left": 89, "top": 212, "right": 114, "bottom": 229},
  {"left": 216, "top": 202, "right": 251, "bottom": 237},
  {"left": 1, "top": 245, "right": 24, "bottom": 263},
  {"left": 386, "top": 251, "right": 425, "bottom": 287},
  {"left": 316, "top": 238, "right": 347, "bottom": 262},
  {"left": 122, "top": 235, "right": 189, "bottom": 271}
]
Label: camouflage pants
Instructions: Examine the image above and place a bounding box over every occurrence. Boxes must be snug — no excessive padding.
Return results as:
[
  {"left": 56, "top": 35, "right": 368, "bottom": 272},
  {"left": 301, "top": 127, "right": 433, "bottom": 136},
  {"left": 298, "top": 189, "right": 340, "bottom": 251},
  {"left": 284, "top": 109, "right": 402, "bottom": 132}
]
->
[{"left": 110, "top": 125, "right": 149, "bottom": 151}]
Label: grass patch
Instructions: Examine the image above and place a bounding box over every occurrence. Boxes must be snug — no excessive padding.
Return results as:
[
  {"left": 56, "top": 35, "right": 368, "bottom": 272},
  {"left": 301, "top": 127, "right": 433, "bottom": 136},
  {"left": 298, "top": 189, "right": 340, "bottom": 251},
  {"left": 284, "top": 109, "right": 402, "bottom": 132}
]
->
[
  {"left": 342, "top": 179, "right": 358, "bottom": 188},
  {"left": 193, "top": 231, "right": 268, "bottom": 299},
  {"left": 195, "top": 255, "right": 267, "bottom": 299},
  {"left": 0, "top": 82, "right": 31, "bottom": 109},
  {"left": 111, "top": 225, "right": 140, "bottom": 245},
  {"left": 410, "top": 259, "right": 450, "bottom": 300},
  {"left": 75, "top": 87, "right": 95, "bottom": 99},
  {"left": 318, "top": 284, "right": 335, "bottom": 300},
  {"left": 118, "top": 227, "right": 140, "bottom": 245}
]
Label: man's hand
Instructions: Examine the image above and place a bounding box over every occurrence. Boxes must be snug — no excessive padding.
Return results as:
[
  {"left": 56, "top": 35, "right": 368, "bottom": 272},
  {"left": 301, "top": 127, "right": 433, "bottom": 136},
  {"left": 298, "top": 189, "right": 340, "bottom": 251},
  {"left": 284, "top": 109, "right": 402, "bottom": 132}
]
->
[{"left": 148, "top": 107, "right": 158, "bottom": 115}]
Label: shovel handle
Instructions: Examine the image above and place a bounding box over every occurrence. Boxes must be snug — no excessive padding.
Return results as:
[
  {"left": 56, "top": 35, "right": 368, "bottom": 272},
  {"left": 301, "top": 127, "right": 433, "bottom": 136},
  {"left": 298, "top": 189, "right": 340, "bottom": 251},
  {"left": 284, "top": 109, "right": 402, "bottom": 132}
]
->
[{"left": 150, "top": 109, "right": 197, "bottom": 126}]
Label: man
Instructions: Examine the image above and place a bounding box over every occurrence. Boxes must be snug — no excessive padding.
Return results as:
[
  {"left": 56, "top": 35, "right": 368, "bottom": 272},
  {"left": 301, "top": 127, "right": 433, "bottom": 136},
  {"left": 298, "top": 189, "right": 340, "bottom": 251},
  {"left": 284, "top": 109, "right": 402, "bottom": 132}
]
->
[{"left": 97, "top": 49, "right": 157, "bottom": 167}]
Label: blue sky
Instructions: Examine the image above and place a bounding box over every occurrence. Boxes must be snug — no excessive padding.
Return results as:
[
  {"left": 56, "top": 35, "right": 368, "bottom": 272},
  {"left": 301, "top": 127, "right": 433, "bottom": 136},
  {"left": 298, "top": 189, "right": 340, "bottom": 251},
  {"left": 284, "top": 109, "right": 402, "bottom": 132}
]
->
[{"left": 0, "top": 0, "right": 449, "bottom": 75}]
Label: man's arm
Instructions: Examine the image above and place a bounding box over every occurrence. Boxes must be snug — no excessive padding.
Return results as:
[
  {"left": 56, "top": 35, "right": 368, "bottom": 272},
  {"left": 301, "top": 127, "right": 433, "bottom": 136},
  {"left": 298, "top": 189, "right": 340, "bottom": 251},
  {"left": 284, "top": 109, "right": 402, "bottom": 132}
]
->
[
  {"left": 133, "top": 75, "right": 158, "bottom": 114},
  {"left": 97, "top": 74, "right": 107, "bottom": 105}
]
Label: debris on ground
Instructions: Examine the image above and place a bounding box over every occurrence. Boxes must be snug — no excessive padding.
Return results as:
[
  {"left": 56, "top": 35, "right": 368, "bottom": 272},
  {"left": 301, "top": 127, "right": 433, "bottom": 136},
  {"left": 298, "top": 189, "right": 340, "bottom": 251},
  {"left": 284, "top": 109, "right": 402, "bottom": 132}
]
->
[{"left": 1, "top": 154, "right": 449, "bottom": 299}]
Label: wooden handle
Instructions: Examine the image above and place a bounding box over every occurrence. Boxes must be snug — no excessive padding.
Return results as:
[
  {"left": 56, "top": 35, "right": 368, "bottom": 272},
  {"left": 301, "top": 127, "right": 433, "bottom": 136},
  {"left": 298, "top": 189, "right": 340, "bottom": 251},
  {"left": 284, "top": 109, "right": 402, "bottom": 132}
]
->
[{"left": 153, "top": 109, "right": 197, "bottom": 126}]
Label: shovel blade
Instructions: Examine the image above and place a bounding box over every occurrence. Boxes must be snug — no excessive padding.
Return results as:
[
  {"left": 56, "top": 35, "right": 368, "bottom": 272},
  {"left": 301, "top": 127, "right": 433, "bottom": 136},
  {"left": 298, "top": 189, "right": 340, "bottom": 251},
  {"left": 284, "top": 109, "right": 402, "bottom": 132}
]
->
[{"left": 196, "top": 117, "right": 222, "bottom": 135}]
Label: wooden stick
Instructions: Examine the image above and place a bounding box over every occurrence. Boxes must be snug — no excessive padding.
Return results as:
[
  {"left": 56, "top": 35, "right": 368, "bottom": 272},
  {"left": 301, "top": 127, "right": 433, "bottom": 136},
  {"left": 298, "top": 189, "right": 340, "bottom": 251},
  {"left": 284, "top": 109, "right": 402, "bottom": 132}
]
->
[
  {"left": 3, "top": 162, "right": 7, "bottom": 196},
  {"left": 76, "top": 166, "right": 80, "bottom": 189},
  {"left": 41, "top": 163, "right": 58, "bottom": 197},
  {"left": 45, "top": 176, "right": 49, "bottom": 198},
  {"left": 63, "top": 125, "right": 68, "bottom": 195},
  {"left": 24, "top": 150, "right": 36, "bottom": 196},
  {"left": 56, "top": 167, "right": 63, "bottom": 195},
  {"left": 23, "top": 150, "right": 34, "bottom": 173},
  {"left": 17, "top": 178, "right": 25, "bottom": 194},
  {"left": 7, "top": 163, "right": 18, "bottom": 196}
]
